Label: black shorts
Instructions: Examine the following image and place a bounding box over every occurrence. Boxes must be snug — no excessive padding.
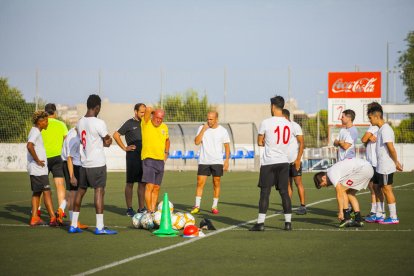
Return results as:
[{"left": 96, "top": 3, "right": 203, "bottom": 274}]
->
[
  {"left": 289, "top": 162, "right": 302, "bottom": 177},
  {"left": 197, "top": 164, "right": 224, "bottom": 177},
  {"left": 62, "top": 161, "right": 80, "bottom": 191},
  {"left": 30, "top": 175, "right": 51, "bottom": 193},
  {"left": 377, "top": 172, "right": 394, "bottom": 186},
  {"left": 47, "top": 156, "right": 64, "bottom": 178},
  {"left": 258, "top": 163, "right": 289, "bottom": 191},
  {"left": 126, "top": 150, "right": 143, "bottom": 183},
  {"left": 79, "top": 166, "right": 107, "bottom": 189},
  {"left": 370, "top": 166, "right": 379, "bottom": 184},
  {"left": 142, "top": 159, "right": 165, "bottom": 185}
]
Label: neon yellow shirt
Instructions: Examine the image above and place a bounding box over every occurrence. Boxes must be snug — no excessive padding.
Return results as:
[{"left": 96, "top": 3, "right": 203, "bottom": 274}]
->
[
  {"left": 141, "top": 119, "right": 169, "bottom": 160},
  {"left": 41, "top": 118, "right": 68, "bottom": 158}
]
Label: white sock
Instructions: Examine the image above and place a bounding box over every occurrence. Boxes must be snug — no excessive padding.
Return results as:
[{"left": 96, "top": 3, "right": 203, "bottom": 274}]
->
[
  {"left": 59, "top": 200, "right": 67, "bottom": 211},
  {"left": 38, "top": 206, "right": 41, "bottom": 211},
  {"left": 257, "top": 213, "right": 266, "bottom": 224},
  {"left": 212, "top": 198, "right": 219, "bottom": 208},
  {"left": 284, "top": 213, "right": 292, "bottom": 223},
  {"left": 376, "top": 202, "right": 384, "bottom": 217},
  {"left": 96, "top": 214, "right": 104, "bottom": 230},
  {"left": 71, "top": 212, "right": 79, "bottom": 228},
  {"left": 388, "top": 203, "right": 397, "bottom": 219},
  {"left": 195, "top": 196, "right": 201, "bottom": 208},
  {"left": 370, "top": 203, "right": 376, "bottom": 213},
  {"left": 69, "top": 211, "right": 73, "bottom": 221}
]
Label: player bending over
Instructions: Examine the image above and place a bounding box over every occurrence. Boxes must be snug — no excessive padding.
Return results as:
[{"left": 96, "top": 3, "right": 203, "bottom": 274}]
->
[{"left": 313, "top": 158, "right": 374, "bottom": 228}]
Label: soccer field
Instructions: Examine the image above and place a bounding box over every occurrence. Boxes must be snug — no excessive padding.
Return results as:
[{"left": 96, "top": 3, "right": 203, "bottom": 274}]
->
[{"left": 0, "top": 171, "right": 413, "bottom": 275}]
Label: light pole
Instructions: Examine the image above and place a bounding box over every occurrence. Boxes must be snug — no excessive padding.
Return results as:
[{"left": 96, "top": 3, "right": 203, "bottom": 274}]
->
[{"left": 316, "top": 90, "right": 324, "bottom": 148}]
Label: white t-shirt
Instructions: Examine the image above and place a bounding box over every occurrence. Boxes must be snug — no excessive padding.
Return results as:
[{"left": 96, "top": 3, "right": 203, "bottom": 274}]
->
[
  {"left": 77, "top": 117, "right": 108, "bottom": 168},
  {"left": 61, "top": 128, "right": 81, "bottom": 166},
  {"left": 376, "top": 123, "right": 396, "bottom": 174},
  {"left": 259, "top": 116, "right": 292, "bottom": 165},
  {"left": 365, "top": 125, "right": 379, "bottom": 167},
  {"left": 337, "top": 126, "right": 358, "bottom": 161},
  {"left": 287, "top": 121, "right": 303, "bottom": 163},
  {"left": 27, "top": 127, "right": 48, "bottom": 176},
  {"left": 327, "top": 158, "right": 373, "bottom": 191},
  {"left": 197, "top": 125, "right": 230, "bottom": 165}
]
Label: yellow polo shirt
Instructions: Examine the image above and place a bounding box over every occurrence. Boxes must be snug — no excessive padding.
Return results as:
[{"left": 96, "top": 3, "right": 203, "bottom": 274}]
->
[
  {"left": 41, "top": 118, "right": 68, "bottom": 158},
  {"left": 141, "top": 119, "right": 169, "bottom": 160}
]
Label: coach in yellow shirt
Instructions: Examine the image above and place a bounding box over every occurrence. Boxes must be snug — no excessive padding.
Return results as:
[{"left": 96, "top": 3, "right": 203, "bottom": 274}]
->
[
  {"left": 141, "top": 107, "right": 170, "bottom": 212},
  {"left": 41, "top": 103, "right": 68, "bottom": 224}
]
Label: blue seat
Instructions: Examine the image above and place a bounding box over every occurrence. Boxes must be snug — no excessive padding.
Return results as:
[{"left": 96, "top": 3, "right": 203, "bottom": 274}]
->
[
  {"left": 182, "top": 150, "right": 195, "bottom": 160},
  {"left": 231, "top": 150, "right": 244, "bottom": 159},
  {"left": 194, "top": 151, "right": 200, "bottom": 160},
  {"left": 169, "top": 150, "right": 183, "bottom": 159},
  {"left": 244, "top": 150, "right": 255, "bottom": 159}
]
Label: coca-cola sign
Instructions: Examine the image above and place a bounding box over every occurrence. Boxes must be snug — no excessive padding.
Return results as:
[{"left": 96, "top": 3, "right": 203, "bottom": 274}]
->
[{"left": 328, "top": 72, "right": 381, "bottom": 98}]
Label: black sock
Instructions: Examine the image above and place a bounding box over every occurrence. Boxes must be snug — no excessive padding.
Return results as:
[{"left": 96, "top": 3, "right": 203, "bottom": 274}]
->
[
  {"left": 344, "top": 209, "right": 351, "bottom": 220},
  {"left": 354, "top": 212, "right": 362, "bottom": 222}
]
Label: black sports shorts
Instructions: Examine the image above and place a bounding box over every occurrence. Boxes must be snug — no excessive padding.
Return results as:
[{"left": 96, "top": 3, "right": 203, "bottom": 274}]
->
[
  {"left": 47, "top": 156, "right": 64, "bottom": 178},
  {"left": 126, "top": 150, "right": 143, "bottom": 183},
  {"left": 289, "top": 162, "right": 302, "bottom": 177},
  {"left": 377, "top": 172, "right": 394, "bottom": 186},
  {"left": 197, "top": 164, "right": 224, "bottom": 177},
  {"left": 79, "top": 166, "right": 107, "bottom": 189},
  {"left": 258, "top": 163, "right": 289, "bottom": 190},
  {"left": 370, "top": 166, "right": 379, "bottom": 184},
  {"left": 62, "top": 161, "right": 80, "bottom": 191},
  {"left": 30, "top": 175, "right": 51, "bottom": 193}
]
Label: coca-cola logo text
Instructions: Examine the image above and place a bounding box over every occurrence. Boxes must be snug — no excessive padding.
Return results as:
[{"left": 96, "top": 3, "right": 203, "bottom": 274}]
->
[{"left": 332, "top": 78, "right": 377, "bottom": 93}]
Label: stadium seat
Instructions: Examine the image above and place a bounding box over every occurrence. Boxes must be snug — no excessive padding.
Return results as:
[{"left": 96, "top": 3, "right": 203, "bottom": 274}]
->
[
  {"left": 169, "top": 150, "right": 183, "bottom": 159},
  {"left": 231, "top": 150, "right": 244, "bottom": 159},
  {"left": 194, "top": 151, "right": 200, "bottom": 160},
  {"left": 244, "top": 150, "right": 255, "bottom": 159},
  {"left": 182, "top": 150, "right": 195, "bottom": 160}
]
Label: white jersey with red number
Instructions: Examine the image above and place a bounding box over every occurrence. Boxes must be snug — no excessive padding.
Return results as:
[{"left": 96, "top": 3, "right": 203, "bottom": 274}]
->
[
  {"left": 327, "top": 158, "right": 373, "bottom": 191},
  {"left": 365, "top": 125, "right": 379, "bottom": 167},
  {"left": 287, "top": 121, "right": 303, "bottom": 163},
  {"left": 259, "top": 116, "right": 292, "bottom": 165},
  {"left": 77, "top": 117, "right": 108, "bottom": 168},
  {"left": 376, "top": 123, "right": 396, "bottom": 174}
]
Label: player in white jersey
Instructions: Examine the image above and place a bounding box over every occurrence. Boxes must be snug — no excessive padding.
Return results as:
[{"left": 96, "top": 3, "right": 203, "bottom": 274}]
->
[
  {"left": 282, "top": 109, "right": 306, "bottom": 215},
  {"left": 313, "top": 158, "right": 374, "bottom": 228},
  {"left": 190, "top": 111, "right": 230, "bottom": 215},
  {"left": 334, "top": 109, "right": 358, "bottom": 161},
  {"left": 366, "top": 103, "right": 402, "bottom": 224},
  {"left": 250, "top": 96, "right": 293, "bottom": 231},
  {"left": 68, "top": 94, "right": 117, "bottom": 235}
]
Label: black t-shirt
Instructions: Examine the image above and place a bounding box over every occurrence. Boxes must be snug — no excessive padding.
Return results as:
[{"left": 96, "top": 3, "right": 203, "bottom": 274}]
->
[{"left": 117, "top": 118, "right": 142, "bottom": 148}]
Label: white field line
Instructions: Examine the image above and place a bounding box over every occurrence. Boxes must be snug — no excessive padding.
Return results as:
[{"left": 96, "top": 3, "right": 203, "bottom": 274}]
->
[{"left": 71, "top": 182, "right": 414, "bottom": 276}]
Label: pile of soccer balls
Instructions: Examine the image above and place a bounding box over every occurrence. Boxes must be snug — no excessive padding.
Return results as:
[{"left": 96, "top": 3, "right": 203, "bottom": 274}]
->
[{"left": 132, "top": 201, "right": 196, "bottom": 231}]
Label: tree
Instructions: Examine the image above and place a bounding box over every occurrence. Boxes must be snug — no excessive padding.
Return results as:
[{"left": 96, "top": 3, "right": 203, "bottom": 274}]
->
[
  {"left": 399, "top": 30, "right": 414, "bottom": 103},
  {"left": 0, "top": 78, "right": 35, "bottom": 142},
  {"left": 159, "top": 89, "right": 214, "bottom": 122}
]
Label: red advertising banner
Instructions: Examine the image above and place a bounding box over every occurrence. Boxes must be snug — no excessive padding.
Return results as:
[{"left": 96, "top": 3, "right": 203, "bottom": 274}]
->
[{"left": 328, "top": 72, "right": 381, "bottom": 98}]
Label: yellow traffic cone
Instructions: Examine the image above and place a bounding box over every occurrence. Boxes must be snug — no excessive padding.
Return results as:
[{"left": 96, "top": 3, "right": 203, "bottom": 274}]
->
[{"left": 153, "top": 193, "right": 178, "bottom": 237}]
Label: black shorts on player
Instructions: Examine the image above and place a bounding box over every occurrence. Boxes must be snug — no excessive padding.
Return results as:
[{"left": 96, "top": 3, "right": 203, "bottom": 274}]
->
[
  {"left": 79, "top": 166, "right": 107, "bottom": 189},
  {"left": 197, "top": 164, "right": 224, "bottom": 177},
  {"left": 289, "top": 162, "right": 302, "bottom": 178},
  {"left": 30, "top": 175, "right": 51, "bottom": 193},
  {"left": 126, "top": 150, "right": 143, "bottom": 183},
  {"left": 47, "top": 156, "right": 64, "bottom": 178},
  {"left": 377, "top": 172, "right": 394, "bottom": 186},
  {"left": 62, "top": 161, "right": 80, "bottom": 191},
  {"left": 370, "top": 166, "right": 379, "bottom": 184}
]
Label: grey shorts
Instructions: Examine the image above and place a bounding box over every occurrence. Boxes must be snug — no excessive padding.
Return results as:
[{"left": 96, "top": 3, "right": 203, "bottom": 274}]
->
[
  {"left": 142, "top": 158, "right": 165, "bottom": 185},
  {"left": 30, "top": 175, "right": 51, "bottom": 193},
  {"left": 79, "top": 166, "right": 107, "bottom": 189}
]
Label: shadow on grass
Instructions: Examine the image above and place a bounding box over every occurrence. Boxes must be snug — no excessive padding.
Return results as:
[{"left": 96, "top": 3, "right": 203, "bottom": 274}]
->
[
  {"left": 0, "top": 204, "right": 31, "bottom": 224},
  {"left": 219, "top": 201, "right": 279, "bottom": 213}
]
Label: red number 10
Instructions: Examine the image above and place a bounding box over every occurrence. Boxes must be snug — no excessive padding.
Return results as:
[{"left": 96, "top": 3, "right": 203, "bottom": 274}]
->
[{"left": 274, "top": 126, "right": 290, "bottom": 144}]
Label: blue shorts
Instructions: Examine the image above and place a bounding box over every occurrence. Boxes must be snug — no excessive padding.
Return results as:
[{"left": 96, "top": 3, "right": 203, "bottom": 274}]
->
[{"left": 142, "top": 158, "right": 165, "bottom": 185}]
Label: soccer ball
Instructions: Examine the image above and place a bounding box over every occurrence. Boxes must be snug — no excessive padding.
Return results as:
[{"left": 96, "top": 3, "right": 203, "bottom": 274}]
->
[
  {"left": 171, "top": 213, "right": 186, "bottom": 230},
  {"left": 152, "top": 210, "right": 162, "bottom": 226},
  {"left": 132, "top": 213, "right": 144, "bottom": 229},
  {"left": 182, "top": 212, "right": 195, "bottom": 227},
  {"left": 140, "top": 213, "right": 154, "bottom": 230},
  {"left": 157, "top": 201, "right": 174, "bottom": 213}
]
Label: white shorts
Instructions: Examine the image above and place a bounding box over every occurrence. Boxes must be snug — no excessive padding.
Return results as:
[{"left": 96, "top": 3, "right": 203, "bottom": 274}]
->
[{"left": 340, "top": 163, "right": 374, "bottom": 191}]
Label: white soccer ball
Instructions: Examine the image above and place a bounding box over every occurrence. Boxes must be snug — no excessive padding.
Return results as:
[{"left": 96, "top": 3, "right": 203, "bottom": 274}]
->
[
  {"left": 171, "top": 213, "right": 186, "bottom": 230},
  {"left": 140, "top": 213, "right": 154, "bottom": 230},
  {"left": 157, "top": 201, "right": 174, "bottom": 213},
  {"left": 132, "top": 213, "right": 144, "bottom": 229},
  {"left": 183, "top": 212, "right": 195, "bottom": 227},
  {"left": 152, "top": 210, "right": 162, "bottom": 226}
]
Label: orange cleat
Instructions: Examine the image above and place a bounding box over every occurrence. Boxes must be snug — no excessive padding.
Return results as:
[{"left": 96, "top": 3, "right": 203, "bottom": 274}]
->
[
  {"left": 49, "top": 217, "right": 58, "bottom": 227},
  {"left": 30, "top": 216, "right": 45, "bottom": 226},
  {"left": 77, "top": 221, "right": 89, "bottom": 229},
  {"left": 56, "top": 208, "right": 65, "bottom": 225}
]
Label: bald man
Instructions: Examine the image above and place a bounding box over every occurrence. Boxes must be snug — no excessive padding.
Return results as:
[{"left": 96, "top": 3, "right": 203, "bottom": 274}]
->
[
  {"left": 141, "top": 107, "right": 170, "bottom": 212},
  {"left": 191, "top": 111, "right": 230, "bottom": 215}
]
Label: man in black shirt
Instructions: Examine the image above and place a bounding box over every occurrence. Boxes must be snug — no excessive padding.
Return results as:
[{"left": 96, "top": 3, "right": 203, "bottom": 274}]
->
[{"left": 113, "top": 103, "right": 146, "bottom": 216}]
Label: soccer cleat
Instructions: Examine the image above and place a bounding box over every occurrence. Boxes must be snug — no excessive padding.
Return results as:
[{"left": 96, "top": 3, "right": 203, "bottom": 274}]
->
[
  {"left": 49, "top": 217, "right": 58, "bottom": 227},
  {"left": 295, "top": 206, "right": 307, "bottom": 215},
  {"left": 351, "top": 220, "right": 364, "bottom": 227},
  {"left": 68, "top": 226, "right": 83, "bottom": 233},
  {"left": 211, "top": 207, "right": 219, "bottom": 215},
  {"left": 379, "top": 217, "right": 399, "bottom": 225},
  {"left": 365, "top": 215, "right": 377, "bottom": 223},
  {"left": 350, "top": 211, "right": 356, "bottom": 220},
  {"left": 126, "top": 208, "right": 135, "bottom": 217},
  {"left": 249, "top": 223, "right": 265, "bottom": 231},
  {"left": 77, "top": 221, "right": 89, "bottom": 229},
  {"left": 94, "top": 227, "right": 118, "bottom": 235},
  {"left": 137, "top": 207, "right": 147, "bottom": 214},
  {"left": 365, "top": 212, "right": 376, "bottom": 218},
  {"left": 200, "top": 218, "right": 216, "bottom": 230},
  {"left": 190, "top": 206, "right": 200, "bottom": 214},
  {"left": 30, "top": 216, "right": 46, "bottom": 226},
  {"left": 375, "top": 216, "right": 385, "bottom": 223},
  {"left": 56, "top": 208, "right": 65, "bottom": 225},
  {"left": 37, "top": 209, "right": 41, "bottom": 217},
  {"left": 339, "top": 219, "right": 353, "bottom": 228},
  {"left": 284, "top": 222, "right": 292, "bottom": 231}
]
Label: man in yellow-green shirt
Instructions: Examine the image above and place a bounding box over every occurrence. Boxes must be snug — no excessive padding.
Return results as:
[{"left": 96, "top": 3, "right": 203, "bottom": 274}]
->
[
  {"left": 141, "top": 106, "right": 170, "bottom": 212},
  {"left": 41, "top": 103, "right": 68, "bottom": 224}
]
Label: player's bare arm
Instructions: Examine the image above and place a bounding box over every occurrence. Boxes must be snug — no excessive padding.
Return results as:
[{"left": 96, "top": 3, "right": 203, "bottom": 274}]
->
[
  {"left": 335, "top": 184, "right": 346, "bottom": 220},
  {"left": 361, "top": 132, "right": 372, "bottom": 144},
  {"left": 257, "top": 134, "right": 264, "bottom": 147},
  {"left": 67, "top": 156, "right": 77, "bottom": 186},
  {"left": 164, "top": 138, "right": 170, "bottom": 162},
  {"left": 103, "top": 134, "right": 112, "bottom": 147},
  {"left": 385, "top": 142, "right": 403, "bottom": 171},
  {"left": 223, "top": 143, "right": 230, "bottom": 171},
  {"left": 143, "top": 106, "right": 153, "bottom": 123},
  {"left": 337, "top": 140, "right": 351, "bottom": 150},
  {"left": 26, "top": 142, "right": 45, "bottom": 167},
  {"left": 295, "top": 135, "right": 304, "bottom": 170},
  {"left": 195, "top": 123, "right": 209, "bottom": 145},
  {"left": 113, "top": 131, "right": 136, "bottom": 152}
]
